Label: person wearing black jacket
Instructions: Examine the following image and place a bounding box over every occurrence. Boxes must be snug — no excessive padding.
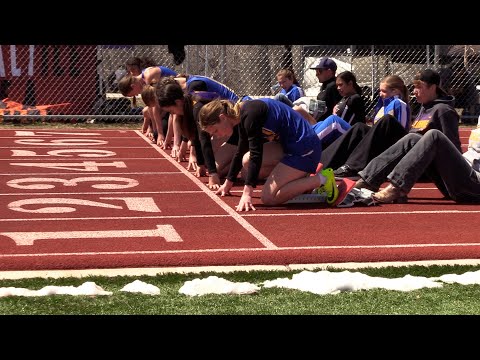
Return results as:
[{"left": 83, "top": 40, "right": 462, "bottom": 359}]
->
[
  {"left": 310, "top": 57, "right": 342, "bottom": 122},
  {"left": 323, "top": 69, "right": 461, "bottom": 180}
]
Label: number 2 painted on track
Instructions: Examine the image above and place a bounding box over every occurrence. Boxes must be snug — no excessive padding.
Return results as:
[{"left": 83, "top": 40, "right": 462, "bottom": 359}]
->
[{"left": 8, "top": 197, "right": 161, "bottom": 213}]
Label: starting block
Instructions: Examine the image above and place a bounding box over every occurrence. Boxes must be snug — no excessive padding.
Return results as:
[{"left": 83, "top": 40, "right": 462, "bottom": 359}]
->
[
  {"left": 286, "top": 179, "right": 376, "bottom": 207},
  {"left": 285, "top": 192, "right": 327, "bottom": 204}
]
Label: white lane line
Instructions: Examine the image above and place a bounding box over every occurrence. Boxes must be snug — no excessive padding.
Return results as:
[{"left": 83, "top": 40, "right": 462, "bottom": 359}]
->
[
  {"left": 0, "top": 190, "right": 203, "bottom": 196},
  {"left": 0, "top": 147, "right": 153, "bottom": 149},
  {"left": 134, "top": 130, "right": 277, "bottom": 250},
  {"left": 1, "top": 209, "right": 480, "bottom": 222},
  {"left": 2, "top": 241, "right": 480, "bottom": 258},
  {"left": 0, "top": 172, "right": 182, "bottom": 175},
  {"left": 0, "top": 214, "right": 232, "bottom": 221},
  {"left": 241, "top": 209, "right": 480, "bottom": 216},
  {"left": 0, "top": 158, "right": 170, "bottom": 161},
  {"left": 2, "top": 259, "right": 480, "bottom": 279}
]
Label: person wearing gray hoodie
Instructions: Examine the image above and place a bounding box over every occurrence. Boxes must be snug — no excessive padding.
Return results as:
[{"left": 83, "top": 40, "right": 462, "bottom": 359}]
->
[
  {"left": 321, "top": 69, "right": 460, "bottom": 180},
  {"left": 356, "top": 128, "right": 480, "bottom": 204}
]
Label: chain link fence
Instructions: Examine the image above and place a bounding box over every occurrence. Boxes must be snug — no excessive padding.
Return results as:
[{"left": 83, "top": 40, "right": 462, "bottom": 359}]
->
[{"left": 1, "top": 45, "right": 479, "bottom": 124}]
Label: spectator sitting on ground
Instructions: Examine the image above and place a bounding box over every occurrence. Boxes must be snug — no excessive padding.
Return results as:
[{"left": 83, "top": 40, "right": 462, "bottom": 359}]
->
[
  {"left": 273, "top": 68, "right": 305, "bottom": 106},
  {"left": 331, "top": 71, "right": 366, "bottom": 126},
  {"left": 293, "top": 57, "right": 342, "bottom": 124},
  {"left": 320, "top": 73, "right": 425, "bottom": 180},
  {"left": 308, "top": 70, "right": 367, "bottom": 150},
  {"left": 355, "top": 128, "right": 480, "bottom": 204}
]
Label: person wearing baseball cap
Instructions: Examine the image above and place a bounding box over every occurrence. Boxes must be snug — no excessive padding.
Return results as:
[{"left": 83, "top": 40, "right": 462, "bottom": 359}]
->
[
  {"left": 323, "top": 68, "right": 461, "bottom": 184},
  {"left": 310, "top": 57, "right": 338, "bottom": 72},
  {"left": 407, "top": 68, "right": 459, "bottom": 143},
  {"left": 357, "top": 69, "right": 472, "bottom": 204},
  {"left": 413, "top": 69, "right": 448, "bottom": 97},
  {"left": 309, "top": 57, "right": 342, "bottom": 122}
]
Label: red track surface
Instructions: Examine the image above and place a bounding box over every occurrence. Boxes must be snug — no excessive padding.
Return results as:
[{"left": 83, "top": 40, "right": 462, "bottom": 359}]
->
[{"left": 0, "top": 128, "right": 478, "bottom": 271}]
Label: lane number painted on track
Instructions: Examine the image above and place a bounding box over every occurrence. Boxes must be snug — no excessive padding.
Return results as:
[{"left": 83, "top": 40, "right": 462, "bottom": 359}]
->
[
  {"left": 11, "top": 149, "right": 117, "bottom": 157},
  {"left": 1, "top": 224, "right": 182, "bottom": 246},
  {"left": 2, "top": 132, "right": 185, "bottom": 249},
  {"left": 8, "top": 197, "right": 161, "bottom": 213},
  {"left": 7, "top": 177, "right": 139, "bottom": 189}
]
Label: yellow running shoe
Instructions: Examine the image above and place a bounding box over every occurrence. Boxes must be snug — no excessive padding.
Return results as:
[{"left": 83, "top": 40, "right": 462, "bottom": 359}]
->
[{"left": 315, "top": 168, "right": 339, "bottom": 205}]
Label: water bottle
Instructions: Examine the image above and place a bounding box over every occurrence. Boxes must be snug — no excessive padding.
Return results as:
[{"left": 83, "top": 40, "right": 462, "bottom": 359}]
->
[
  {"left": 317, "top": 100, "right": 326, "bottom": 115},
  {"left": 308, "top": 99, "right": 318, "bottom": 115},
  {"left": 309, "top": 99, "right": 326, "bottom": 116}
]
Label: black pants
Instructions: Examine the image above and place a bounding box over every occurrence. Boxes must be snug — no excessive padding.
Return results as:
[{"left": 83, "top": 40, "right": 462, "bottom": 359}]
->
[
  {"left": 321, "top": 114, "right": 408, "bottom": 171},
  {"left": 162, "top": 111, "right": 170, "bottom": 137}
]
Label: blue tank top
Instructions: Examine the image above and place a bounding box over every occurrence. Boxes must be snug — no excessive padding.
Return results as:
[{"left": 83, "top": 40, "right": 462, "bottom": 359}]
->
[
  {"left": 258, "top": 98, "right": 320, "bottom": 155},
  {"left": 186, "top": 75, "right": 239, "bottom": 102},
  {"left": 141, "top": 66, "right": 177, "bottom": 81}
]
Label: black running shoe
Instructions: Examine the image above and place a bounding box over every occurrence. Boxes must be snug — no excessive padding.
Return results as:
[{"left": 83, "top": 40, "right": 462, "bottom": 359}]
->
[{"left": 333, "top": 164, "right": 360, "bottom": 180}]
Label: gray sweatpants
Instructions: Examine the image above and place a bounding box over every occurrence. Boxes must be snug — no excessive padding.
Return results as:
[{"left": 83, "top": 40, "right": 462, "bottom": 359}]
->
[{"left": 358, "top": 129, "right": 480, "bottom": 203}]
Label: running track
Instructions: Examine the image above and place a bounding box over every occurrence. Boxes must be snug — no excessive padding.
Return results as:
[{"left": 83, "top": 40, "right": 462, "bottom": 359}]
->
[{"left": 0, "top": 128, "right": 478, "bottom": 272}]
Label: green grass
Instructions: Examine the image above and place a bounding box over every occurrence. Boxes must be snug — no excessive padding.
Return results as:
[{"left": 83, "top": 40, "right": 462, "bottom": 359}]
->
[{"left": 1, "top": 265, "right": 480, "bottom": 315}]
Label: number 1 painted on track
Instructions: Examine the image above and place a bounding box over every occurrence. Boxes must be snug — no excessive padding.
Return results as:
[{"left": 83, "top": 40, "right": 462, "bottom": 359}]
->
[{"left": 0, "top": 225, "right": 183, "bottom": 246}]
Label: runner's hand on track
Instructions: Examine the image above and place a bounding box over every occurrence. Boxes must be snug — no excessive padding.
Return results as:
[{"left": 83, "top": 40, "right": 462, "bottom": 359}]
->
[
  {"left": 236, "top": 193, "right": 256, "bottom": 212},
  {"left": 216, "top": 180, "right": 233, "bottom": 197},
  {"left": 170, "top": 144, "right": 180, "bottom": 158},
  {"left": 194, "top": 165, "right": 207, "bottom": 177},
  {"left": 187, "top": 157, "right": 198, "bottom": 171},
  {"left": 177, "top": 141, "right": 188, "bottom": 162},
  {"left": 207, "top": 173, "right": 221, "bottom": 190},
  {"left": 161, "top": 141, "right": 172, "bottom": 150},
  {"left": 146, "top": 130, "right": 153, "bottom": 139},
  {"left": 186, "top": 144, "right": 197, "bottom": 169},
  {"left": 156, "top": 134, "right": 165, "bottom": 147}
]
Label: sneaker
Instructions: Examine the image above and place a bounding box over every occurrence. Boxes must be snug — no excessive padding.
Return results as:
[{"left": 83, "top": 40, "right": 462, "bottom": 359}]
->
[
  {"left": 333, "top": 164, "right": 360, "bottom": 180},
  {"left": 314, "top": 167, "right": 339, "bottom": 205},
  {"left": 372, "top": 184, "right": 408, "bottom": 204},
  {"left": 354, "top": 178, "right": 379, "bottom": 192}
]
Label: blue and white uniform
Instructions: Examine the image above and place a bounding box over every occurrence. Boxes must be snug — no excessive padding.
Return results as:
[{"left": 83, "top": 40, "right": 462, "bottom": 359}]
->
[
  {"left": 312, "top": 115, "right": 351, "bottom": 149},
  {"left": 280, "top": 84, "right": 305, "bottom": 103},
  {"left": 227, "top": 98, "right": 322, "bottom": 187},
  {"left": 373, "top": 95, "right": 410, "bottom": 130}
]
